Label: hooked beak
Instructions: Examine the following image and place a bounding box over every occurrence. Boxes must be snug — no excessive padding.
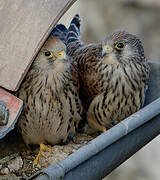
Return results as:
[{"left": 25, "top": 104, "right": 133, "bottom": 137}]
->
[
  {"left": 102, "top": 45, "right": 113, "bottom": 57},
  {"left": 61, "top": 53, "right": 68, "bottom": 62},
  {"left": 52, "top": 53, "right": 58, "bottom": 60}
]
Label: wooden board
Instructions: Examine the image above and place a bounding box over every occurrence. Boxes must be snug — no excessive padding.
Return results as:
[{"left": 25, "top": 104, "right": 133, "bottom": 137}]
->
[{"left": 0, "top": 0, "right": 76, "bottom": 91}]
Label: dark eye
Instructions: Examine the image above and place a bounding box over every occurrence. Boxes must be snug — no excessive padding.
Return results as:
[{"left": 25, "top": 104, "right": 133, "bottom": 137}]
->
[
  {"left": 114, "top": 42, "right": 125, "bottom": 50},
  {"left": 44, "top": 51, "right": 54, "bottom": 58}
]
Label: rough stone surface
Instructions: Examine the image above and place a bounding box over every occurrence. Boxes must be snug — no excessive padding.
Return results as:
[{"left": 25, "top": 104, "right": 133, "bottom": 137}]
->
[
  {"left": 7, "top": 156, "right": 23, "bottom": 173},
  {"left": 0, "top": 174, "right": 19, "bottom": 180},
  {"left": 0, "top": 133, "right": 94, "bottom": 178},
  {"left": 0, "top": 167, "right": 10, "bottom": 175},
  {"left": 36, "top": 133, "right": 94, "bottom": 169}
]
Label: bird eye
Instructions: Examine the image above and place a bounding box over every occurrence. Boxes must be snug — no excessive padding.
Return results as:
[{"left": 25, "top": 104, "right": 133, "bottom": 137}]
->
[
  {"left": 114, "top": 42, "right": 125, "bottom": 50},
  {"left": 44, "top": 51, "right": 54, "bottom": 58}
]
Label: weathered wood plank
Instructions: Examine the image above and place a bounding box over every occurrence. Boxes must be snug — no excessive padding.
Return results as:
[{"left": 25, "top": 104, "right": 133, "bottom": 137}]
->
[{"left": 0, "top": 0, "right": 76, "bottom": 91}]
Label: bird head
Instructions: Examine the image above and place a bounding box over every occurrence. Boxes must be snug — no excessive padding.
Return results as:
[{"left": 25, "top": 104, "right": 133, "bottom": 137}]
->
[
  {"left": 102, "top": 31, "right": 145, "bottom": 65},
  {"left": 33, "top": 36, "right": 68, "bottom": 71}
]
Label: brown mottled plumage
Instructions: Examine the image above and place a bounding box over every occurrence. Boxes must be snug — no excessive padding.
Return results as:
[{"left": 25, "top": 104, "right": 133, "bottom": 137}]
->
[
  {"left": 53, "top": 14, "right": 150, "bottom": 133},
  {"left": 16, "top": 35, "right": 83, "bottom": 146}
]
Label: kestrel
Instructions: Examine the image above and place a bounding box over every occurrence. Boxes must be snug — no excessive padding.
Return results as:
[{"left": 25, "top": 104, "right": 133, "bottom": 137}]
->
[
  {"left": 53, "top": 14, "right": 150, "bottom": 133},
  {"left": 16, "top": 33, "right": 83, "bottom": 163}
]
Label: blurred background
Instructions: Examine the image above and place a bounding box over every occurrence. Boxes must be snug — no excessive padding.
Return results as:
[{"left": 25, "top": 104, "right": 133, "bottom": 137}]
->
[{"left": 60, "top": 0, "right": 160, "bottom": 180}]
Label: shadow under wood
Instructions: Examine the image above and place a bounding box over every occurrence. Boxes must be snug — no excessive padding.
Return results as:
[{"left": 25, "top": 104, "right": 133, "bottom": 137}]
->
[{"left": 0, "top": 129, "right": 26, "bottom": 159}]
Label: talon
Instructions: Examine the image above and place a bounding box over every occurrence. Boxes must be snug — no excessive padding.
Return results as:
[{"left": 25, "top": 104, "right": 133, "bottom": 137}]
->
[
  {"left": 33, "top": 151, "right": 41, "bottom": 165},
  {"left": 40, "top": 143, "right": 52, "bottom": 152},
  {"left": 102, "top": 127, "right": 107, "bottom": 132},
  {"left": 33, "top": 143, "right": 52, "bottom": 165}
]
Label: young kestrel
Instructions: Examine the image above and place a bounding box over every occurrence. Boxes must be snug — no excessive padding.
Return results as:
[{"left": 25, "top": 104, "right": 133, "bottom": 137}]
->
[
  {"left": 53, "top": 14, "right": 150, "bottom": 133},
  {"left": 16, "top": 33, "right": 83, "bottom": 154}
]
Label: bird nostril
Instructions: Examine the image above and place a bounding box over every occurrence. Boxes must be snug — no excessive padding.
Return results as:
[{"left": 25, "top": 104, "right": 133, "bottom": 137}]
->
[{"left": 103, "top": 45, "right": 113, "bottom": 53}]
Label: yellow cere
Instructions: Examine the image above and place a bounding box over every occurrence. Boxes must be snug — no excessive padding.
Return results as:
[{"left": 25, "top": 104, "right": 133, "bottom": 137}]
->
[
  {"left": 103, "top": 45, "right": 112, "bottom": 52},
  {"left": 58, "top": 51, "right": 65, "bottom": 58}
]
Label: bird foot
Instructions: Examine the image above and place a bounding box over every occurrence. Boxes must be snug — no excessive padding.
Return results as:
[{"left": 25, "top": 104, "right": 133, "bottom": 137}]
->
[
  {"left": 102, "top": 127, "right": 107, "bottom": 132},
  {"left": 33, "top": 143, "right": 52, "bottom": 165}
]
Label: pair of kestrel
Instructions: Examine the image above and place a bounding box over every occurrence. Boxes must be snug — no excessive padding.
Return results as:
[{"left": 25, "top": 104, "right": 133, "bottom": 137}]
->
[{"left": 17, "top": 14, "right": 150, "bottom": 161}]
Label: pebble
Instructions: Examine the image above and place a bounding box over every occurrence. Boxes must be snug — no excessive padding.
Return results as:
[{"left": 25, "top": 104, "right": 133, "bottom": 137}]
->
[
  {"left": 7, "top": 156, "right": 23, "bottom": 172},
  {"left": 0, "top": 167, "right": 10, "bottom": 175},
  {"left": 0, "top": 101, "right": 9, "bottom": 126},
  {"left": 0, "top": 174, "right": 20, "bottom": 180}
]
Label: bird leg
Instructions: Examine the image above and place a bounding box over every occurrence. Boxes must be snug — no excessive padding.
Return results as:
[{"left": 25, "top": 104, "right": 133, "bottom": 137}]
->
[{"left": 33, "top": 143, "right": 52, "bottom": 165}]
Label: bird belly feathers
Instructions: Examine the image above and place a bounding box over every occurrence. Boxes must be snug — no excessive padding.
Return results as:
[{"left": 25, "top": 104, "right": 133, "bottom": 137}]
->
[
  {"left": 87, "top": 63, "right": 146, "bottom": 132},
  {"left": 17, "top": 72, "right": 82, "bottom": 146}
]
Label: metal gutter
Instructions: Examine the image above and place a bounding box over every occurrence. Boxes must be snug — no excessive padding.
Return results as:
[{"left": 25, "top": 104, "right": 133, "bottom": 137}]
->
[
  {"left": 29, "top": 61, "right": 160, "bottom": 180},
  {"left": 63, "top": 112, "right": 160, "bottom": 180}
]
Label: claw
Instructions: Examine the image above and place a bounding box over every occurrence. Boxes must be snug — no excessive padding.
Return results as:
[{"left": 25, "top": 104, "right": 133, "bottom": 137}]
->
[
  {"left": 33, "top": 143, "right": 52, "bottom": 165},
  {"left": 102, "top": 127, "right": 107, "bottom": 132}
]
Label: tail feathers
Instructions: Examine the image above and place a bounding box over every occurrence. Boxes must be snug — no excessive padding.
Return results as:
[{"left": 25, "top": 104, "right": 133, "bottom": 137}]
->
[
  {"left": 51, "top": 24, "right": 68, "bottom": 45},
  {"left": 51, "top": 14, "right": 83, "bottom": 56},
  {"left": 67, "top": 14, "right": 82, "bottom": 45}
]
